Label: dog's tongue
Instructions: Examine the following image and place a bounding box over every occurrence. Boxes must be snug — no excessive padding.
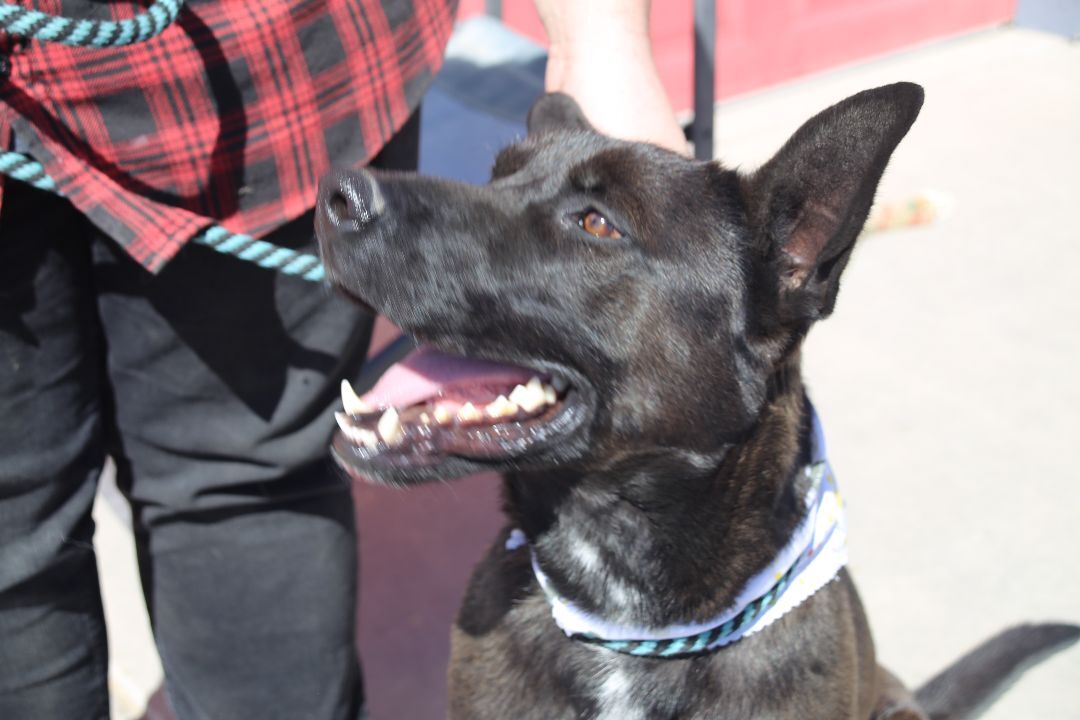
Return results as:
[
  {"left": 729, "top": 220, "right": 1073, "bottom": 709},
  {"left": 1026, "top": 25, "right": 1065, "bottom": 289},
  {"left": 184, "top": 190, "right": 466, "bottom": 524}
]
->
[{"left": 361, "top": 345, "right": 535, "bottom": 408}]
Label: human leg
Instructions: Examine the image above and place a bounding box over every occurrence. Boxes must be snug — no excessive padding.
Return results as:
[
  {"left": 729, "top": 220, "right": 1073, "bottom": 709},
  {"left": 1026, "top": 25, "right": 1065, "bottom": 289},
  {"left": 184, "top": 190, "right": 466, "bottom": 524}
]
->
[
  {"left": 0, "top": 183, "right": 111, "bottom": 719},
  {"left": 93, "top": 208, "right": 370, "bottom": 719}
]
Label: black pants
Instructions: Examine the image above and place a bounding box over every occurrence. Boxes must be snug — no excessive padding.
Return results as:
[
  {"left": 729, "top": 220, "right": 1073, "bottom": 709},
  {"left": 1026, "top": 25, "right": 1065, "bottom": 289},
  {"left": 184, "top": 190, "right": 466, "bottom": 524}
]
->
[{"left": 0, "top": 115, "right": 418, "bottom": 720}]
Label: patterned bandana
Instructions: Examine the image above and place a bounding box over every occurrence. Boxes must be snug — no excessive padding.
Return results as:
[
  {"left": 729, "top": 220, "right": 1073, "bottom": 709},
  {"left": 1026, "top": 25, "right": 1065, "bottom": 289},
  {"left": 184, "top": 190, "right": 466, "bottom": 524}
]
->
[{"left": 512, "top": 407, "right": 847, "bottom": 658}]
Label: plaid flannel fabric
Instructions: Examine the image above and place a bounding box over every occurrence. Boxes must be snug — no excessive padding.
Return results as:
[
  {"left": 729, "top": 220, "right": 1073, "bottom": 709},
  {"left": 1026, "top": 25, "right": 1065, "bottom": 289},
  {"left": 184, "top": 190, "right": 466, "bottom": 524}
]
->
[{"left": 0, "top": 0, "right": 456, "bottom": 271}]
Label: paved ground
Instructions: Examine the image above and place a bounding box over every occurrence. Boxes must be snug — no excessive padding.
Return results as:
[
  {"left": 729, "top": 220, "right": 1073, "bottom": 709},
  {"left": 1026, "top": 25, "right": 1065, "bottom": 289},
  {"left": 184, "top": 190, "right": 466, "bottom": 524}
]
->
[{"left": 96, "top": 24, "right": 1080, "bottom": 720}]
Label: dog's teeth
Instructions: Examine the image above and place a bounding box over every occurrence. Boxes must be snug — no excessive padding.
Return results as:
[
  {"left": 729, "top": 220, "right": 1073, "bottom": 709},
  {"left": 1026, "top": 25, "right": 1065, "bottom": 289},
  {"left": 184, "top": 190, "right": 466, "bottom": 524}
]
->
[
  {"left": 335, "top": 411, "right": 353, "bottom": 434},
  {"left": 336, "top": 412, "right": 379, "bottom": 448},
  {"left": 508, "top": 384, "right": 530, "bottom": 406},
  {"left": 340, "top": 379, "right": 373, "bottom": 415},
  {"left": 354, "top": 427, "right": 379, "bottom": 448},
  {"left": 509, "top": 380, "right": 545, "bottom": 413},
  {"left": 377, "top": 407, "right": 404, "bottom": 445},
  {"left": 433, "top": 405, "right": 454, "bottom": 425},
  {"left": 458, "top": 402, "right": 483, "bottom": 423},
  {"left": 486, "top": 395, "right": 519, "bottom": 419},
  {"left": 419, "top": 412, "right": 432, "bottom": 425},
  {"left": 542, "top": 383, "right": 557, "bottom": 405}
]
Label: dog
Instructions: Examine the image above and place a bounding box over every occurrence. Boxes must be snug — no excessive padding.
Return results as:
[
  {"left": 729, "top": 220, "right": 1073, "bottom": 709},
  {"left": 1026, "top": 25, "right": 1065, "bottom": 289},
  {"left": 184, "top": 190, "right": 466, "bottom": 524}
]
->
[{"left": 314, "top": 85, "right": 1078, "bottom": 719}]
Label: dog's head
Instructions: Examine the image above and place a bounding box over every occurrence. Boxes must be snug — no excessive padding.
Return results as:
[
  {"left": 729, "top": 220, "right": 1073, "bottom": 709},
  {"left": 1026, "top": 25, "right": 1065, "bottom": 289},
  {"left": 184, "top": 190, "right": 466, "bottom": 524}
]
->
[{"left": 315, "top": 84, "right": 923, "bottom": 486}]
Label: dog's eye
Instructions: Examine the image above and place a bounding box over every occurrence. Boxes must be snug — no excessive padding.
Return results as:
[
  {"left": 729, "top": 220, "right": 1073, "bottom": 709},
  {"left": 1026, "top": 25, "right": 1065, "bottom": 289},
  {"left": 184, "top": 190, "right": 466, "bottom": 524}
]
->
[{"left": 578, "top": 210, "right": 623, "bottom": 239}]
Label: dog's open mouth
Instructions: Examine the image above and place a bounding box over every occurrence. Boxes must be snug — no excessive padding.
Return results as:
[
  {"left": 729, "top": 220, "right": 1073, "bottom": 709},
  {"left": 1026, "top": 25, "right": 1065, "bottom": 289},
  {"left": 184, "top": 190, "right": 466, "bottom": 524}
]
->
[{"left": 331, "top": 345, "right": 585, "bottom": 480}]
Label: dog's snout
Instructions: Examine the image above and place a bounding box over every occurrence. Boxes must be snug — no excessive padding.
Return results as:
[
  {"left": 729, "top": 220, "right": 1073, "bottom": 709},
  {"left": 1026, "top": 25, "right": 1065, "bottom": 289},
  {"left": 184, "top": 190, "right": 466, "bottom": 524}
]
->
[{"left": 316, "top": 168, "right": 384, "bottom": 238}]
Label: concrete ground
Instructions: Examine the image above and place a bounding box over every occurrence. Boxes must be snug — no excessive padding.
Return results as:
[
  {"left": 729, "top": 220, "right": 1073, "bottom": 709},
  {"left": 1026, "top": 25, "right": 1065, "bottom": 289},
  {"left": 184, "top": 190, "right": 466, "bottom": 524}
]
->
[{"left": 96, "top": 25, "right": 1080, "bottom": 720}]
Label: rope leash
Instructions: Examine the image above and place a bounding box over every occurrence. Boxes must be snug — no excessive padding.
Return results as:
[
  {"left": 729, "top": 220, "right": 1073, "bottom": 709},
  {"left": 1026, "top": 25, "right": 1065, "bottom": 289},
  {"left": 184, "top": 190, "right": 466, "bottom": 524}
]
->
[
  {"left": 0, "top": 0, "right": 182, "bottom": 47},
  {"left": 0, "top": 0, "right": 326, "bottom": 282}
]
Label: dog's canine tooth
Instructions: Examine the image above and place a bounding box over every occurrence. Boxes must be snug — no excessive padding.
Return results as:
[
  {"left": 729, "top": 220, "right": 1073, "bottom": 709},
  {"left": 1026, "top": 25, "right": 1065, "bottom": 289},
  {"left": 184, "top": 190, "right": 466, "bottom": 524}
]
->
[
  {"left": 377, "top": 407, "right": 404, "bottom": 445},
  {"left": 340, "top": 379, "right": 373, "bottom": 415},
  {"left": 334, "top": 411, "right": 353, "bottom": 434},
  {"left": 433, "top": 405, "right": 454, "bottom": 425},
  {"left": 458, "top": 402, "right": 483, "bottom": 423},
  {"left": 486, "top": 395, "right": 519, "bottom": 418},
  {"left": 510, "top": 380, "right": 545, "bottom": 413}
]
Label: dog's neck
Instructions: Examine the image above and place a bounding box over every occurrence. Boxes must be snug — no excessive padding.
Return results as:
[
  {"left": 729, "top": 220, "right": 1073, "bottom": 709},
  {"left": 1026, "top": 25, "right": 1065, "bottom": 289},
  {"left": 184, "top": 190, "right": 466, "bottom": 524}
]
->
[{"left": 504, "top": 371, "right": 814, "bottom": 630}]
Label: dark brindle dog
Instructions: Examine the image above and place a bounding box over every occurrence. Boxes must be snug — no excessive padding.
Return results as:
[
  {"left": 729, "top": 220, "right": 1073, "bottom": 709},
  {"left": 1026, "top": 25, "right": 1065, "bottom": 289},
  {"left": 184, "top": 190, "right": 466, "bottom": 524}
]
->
[{"left": 314, "top": 84, "right": 1077, "bottom": 719}]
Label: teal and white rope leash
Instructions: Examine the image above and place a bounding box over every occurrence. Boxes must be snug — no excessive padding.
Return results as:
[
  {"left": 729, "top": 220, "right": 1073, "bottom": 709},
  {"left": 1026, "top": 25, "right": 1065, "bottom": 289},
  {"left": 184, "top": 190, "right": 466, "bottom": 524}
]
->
[
  {"left": 0, "top": 0, "right": 182, "bottom": 48},
  {"left": 0, "top": 0, "right": 326, "bottom": 282}
]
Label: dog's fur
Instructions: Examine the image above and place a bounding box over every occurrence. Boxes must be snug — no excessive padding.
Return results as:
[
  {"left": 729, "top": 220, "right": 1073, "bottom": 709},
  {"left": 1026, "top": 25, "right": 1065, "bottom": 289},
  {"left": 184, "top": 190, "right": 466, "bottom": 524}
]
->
[{"left": 315, "top": 85, "right": 1078, "bottom": 719}]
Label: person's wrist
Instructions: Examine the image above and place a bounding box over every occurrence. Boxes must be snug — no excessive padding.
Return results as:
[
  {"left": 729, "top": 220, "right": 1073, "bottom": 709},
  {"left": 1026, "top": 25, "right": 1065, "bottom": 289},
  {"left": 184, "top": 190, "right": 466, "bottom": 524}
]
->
[
  {"left": 545, "top": 34, "right": 653, "bottom": 90},
  {"left": 543, "top": 47, "right": 688, "bottom": 155}
]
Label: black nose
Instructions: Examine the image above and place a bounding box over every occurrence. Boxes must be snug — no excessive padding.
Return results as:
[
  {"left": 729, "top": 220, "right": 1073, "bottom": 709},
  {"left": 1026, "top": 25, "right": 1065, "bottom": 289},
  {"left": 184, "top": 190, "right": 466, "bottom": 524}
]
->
[{"left": 315, "top": 168, "right": 383, "bottom": 239}]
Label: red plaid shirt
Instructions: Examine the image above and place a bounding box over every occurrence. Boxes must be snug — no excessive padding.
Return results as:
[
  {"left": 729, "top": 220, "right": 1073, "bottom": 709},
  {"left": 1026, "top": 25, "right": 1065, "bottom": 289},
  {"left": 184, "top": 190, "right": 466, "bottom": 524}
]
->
[{"left": 0, "top": 0, "right": 456, "bottom": 271}]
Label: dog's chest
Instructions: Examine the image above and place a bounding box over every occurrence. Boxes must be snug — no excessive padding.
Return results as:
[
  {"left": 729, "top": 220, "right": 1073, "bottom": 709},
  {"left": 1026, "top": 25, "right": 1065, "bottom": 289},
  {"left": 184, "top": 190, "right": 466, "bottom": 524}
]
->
[
  {"left": 592, "top": 666, "right": 649, "bottom": 720},
  {"left": 579, "top": 650, "right": 755, "bottom": 720}
]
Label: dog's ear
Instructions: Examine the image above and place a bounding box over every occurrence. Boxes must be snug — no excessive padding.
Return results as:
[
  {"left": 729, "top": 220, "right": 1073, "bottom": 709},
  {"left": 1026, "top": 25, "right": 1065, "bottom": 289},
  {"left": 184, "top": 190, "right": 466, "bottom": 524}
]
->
[
  {"left": 527, "top": 92, "right": 595, "bottom": 135},
  {"left": 745, "top": 82, "right": 923, "bottom": 324}
]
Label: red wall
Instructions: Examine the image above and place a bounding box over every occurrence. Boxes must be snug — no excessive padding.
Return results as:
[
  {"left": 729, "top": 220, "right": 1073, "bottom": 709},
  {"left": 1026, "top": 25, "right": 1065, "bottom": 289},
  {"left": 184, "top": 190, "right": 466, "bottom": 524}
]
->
[{"left": 456, "top": 0, "right": 1015, "bottom": 111}]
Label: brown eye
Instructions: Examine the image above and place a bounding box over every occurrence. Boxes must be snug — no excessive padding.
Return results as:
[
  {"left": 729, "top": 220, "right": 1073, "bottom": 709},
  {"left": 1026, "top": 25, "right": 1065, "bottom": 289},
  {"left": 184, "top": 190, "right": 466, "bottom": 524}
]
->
[{"left": 579, "top": 210, "right": 623, "bottom": 239}]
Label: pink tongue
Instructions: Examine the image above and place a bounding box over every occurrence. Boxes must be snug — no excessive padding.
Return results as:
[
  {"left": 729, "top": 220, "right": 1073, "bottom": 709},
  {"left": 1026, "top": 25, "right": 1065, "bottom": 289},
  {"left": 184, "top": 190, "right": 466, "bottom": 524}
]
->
[{"left": 361, "top": 345, "right": 536, "bottom": 408}]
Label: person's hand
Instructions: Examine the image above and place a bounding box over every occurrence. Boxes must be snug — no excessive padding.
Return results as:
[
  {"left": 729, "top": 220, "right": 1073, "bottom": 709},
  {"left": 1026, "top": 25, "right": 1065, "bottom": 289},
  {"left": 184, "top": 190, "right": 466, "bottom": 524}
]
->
[{"left": 536, "top": 0, "right": 688, "bottom": 155}]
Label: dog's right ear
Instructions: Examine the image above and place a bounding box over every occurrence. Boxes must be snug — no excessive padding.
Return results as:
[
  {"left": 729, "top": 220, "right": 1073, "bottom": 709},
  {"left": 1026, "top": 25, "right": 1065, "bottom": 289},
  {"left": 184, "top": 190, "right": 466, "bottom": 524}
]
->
[
  {"left": 744, "top": 82, "right": 923, "bottom": 326},
  {"left": 527, "top": 93, "right": 595, "bottom": 135}
]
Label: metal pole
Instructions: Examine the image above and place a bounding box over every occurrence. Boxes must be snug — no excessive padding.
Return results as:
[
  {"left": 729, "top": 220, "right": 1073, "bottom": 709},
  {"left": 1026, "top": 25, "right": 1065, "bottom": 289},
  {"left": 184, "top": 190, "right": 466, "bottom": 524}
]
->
[
  {"left": 692, "top": 0, "right": 716, "bottom": 160},
  {"left": 485, "top": 0, "right": 503, "bottom": 19}
]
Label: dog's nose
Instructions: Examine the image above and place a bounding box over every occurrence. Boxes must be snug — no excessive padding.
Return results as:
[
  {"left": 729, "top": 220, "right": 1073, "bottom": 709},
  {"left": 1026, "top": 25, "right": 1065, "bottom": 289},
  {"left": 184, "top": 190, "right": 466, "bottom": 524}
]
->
[{"left": 316, "top": 168, "right": 384, "bottom": 238}]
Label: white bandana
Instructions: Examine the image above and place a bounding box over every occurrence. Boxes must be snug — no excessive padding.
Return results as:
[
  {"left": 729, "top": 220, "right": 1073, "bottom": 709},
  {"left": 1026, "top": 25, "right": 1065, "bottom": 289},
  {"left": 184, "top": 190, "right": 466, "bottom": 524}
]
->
[{"left": 512, "top": 408, "right": 847, "bottom": 657}]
